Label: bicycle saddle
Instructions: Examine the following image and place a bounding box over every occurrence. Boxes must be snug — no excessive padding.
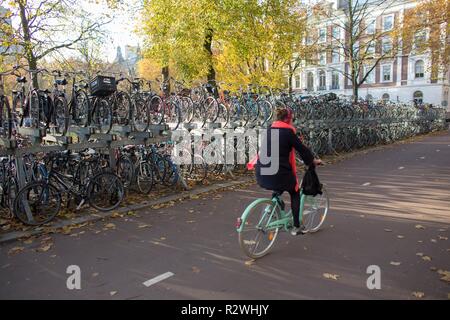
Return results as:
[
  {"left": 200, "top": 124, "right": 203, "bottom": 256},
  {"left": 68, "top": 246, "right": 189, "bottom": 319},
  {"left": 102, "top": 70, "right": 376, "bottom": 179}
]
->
[
  {"left": 16, "top": 76, "right": 27, "bottom": 83},
  {"left": 55, "top": 79, "right": 68, "bottom": 86}
]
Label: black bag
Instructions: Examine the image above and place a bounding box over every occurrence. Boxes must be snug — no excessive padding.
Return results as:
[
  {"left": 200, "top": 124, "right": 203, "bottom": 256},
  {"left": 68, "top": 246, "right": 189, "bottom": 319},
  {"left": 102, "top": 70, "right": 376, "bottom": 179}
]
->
[{"left": 301, "top": 166, "right": 323, "bottom": 196}]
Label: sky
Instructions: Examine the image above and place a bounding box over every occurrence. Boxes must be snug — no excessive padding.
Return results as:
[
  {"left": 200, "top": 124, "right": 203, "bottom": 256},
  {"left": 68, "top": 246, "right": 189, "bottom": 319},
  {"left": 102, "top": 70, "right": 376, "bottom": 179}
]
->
[{"left": 79, "top": 0, "right": 143, "bottom": 62}]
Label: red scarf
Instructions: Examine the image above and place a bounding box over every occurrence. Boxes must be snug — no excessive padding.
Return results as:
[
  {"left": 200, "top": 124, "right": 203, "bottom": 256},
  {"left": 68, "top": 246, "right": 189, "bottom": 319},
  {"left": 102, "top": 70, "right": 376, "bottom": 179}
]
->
[{"left": 248, "top": 120, "right": 299, "bottom": 191}]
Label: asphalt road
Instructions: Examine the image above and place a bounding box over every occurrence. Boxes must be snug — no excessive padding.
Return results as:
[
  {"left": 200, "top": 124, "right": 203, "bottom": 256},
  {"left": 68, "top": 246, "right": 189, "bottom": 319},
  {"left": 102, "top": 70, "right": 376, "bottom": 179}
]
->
[{"left": 1, "top": 131, "right": 449, "bottom": 300}]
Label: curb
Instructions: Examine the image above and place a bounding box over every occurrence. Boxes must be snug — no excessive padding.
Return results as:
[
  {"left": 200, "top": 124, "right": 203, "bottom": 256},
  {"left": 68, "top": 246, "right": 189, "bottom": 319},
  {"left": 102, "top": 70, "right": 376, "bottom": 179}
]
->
[{"left": 0, "top": 177, "right": 254, "bottom": 244}]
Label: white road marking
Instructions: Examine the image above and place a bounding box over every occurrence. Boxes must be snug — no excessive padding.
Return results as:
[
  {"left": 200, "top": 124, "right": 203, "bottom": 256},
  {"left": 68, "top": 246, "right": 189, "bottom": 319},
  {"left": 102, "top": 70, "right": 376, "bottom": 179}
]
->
[{"left": 143, "top": 272, "right": 174, "bottom": 287}]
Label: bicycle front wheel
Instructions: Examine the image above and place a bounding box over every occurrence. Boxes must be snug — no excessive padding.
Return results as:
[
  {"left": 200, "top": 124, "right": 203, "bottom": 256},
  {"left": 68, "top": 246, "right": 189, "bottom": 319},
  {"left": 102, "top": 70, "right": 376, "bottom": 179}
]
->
[
  {"left": 301, "top": 186, "right": 329, "bottom": 233},
  {"left": 238, "top": 199, "right": 281, "bottom": 259},
  {"left": 13, "top": 181, "right": 61, "bottom": 226},
  {"left": 87, "top": 172, "right": 124, "bottom": 212}
]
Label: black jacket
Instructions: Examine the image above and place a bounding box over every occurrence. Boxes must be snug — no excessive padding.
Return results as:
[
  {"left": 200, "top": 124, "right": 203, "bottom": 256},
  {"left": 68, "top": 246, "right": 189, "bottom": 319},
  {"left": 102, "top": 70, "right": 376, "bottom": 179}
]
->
[{"left": 256, "top": 127, "right": 314, "bottom": 192}]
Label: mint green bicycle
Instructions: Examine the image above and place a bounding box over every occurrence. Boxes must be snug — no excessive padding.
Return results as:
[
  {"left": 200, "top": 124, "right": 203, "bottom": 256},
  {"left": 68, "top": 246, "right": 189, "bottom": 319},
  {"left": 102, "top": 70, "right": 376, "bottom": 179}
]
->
[{"left": 236, "top": 185, "right": 329, "bottom": 259}]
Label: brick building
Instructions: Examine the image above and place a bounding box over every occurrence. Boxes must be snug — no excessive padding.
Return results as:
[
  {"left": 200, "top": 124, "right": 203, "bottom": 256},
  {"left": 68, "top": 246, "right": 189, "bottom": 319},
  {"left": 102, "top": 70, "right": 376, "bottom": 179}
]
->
[{"left": 291, "top": 0, "right": 450, "bottom": 110}]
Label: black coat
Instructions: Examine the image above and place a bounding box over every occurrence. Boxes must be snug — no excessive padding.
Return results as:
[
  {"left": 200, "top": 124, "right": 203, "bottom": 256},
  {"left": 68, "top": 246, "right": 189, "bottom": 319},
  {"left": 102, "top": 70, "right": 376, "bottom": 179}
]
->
[{"left": 256, "top": 127, "right": 314, "bottom": 192}]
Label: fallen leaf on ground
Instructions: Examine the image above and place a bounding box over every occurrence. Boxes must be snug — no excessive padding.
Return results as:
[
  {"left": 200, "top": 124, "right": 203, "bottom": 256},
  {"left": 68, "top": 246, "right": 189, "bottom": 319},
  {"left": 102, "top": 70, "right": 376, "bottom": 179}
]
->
[
  {"left": 37, "top": 243, "right": 53, "bottom": 252},
  {"left": 430, "top": 267, "right": 437, "bottom": 271},
  {"left": 188, "top": 209, "right": 195, "bottom": 213},
  {"left": 397, "top": 235, "right": 405, "bottom": 239},
  {"left": 390, "top": 261, "right": 401, "bottom": 266},
  {"left": 412, "top": 292, "right": 425, "bottom": 298},
  {"left": 104, "top": 223, "right": 116, "bottom": 230},
  {"left": 437, "top": 270, "right": 450, "bottom": 283},
  {"left": 138, "top": 224, "right": 151, "bottom": 229},
  {"left": 50, "top": 255, "right": 57, "bottom": 258},
  {"left": 8, "top": 247, "right": 24, "bottom": 255},
  {"left": 23, "top": 238, "right": 34, "bottom": 245},
  {"left": 415, "top": 225, "right": 425, "bottom": 229},
  {"left": 110, "top": 291, "right": 117, "bottom": 296},
  {"left": 438, "top": 236, "right": 448, "bottom": 240},
  {"left": 422, "top": 256, "right": 432, "bottom": 261},
  {"left": 323, "top": 273, "right": 340, "bottom": 280},
  {"left": 245, "top": 259, "right": 256, "bottom": 266},
  {"left": 192, "top": 267, "right": 200, "bottom": 273},
  {"left": 431, "top": 239, "right": 437, "bottom": 243},
  {"left": 186, "top": 220, "right": 196, "bottom": 223},
  {"left": 416, "top": 252, "right": 424, "bottom": 257},
  {"left": 384, "top": 229, "right": 392, "bottom": 232}
]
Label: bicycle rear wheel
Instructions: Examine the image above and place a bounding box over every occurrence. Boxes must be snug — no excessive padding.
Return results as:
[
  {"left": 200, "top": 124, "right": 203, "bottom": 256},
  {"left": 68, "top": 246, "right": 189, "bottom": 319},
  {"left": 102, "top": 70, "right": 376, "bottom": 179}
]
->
[
  {"left": 87, "top": 172, "right": 124, "bottom": 212},
  {"left": 301, "top": 186, "right": 329, "bottom": 233},
  {"left": 238, "top": 199, "right": 281, "bottom": 259}
]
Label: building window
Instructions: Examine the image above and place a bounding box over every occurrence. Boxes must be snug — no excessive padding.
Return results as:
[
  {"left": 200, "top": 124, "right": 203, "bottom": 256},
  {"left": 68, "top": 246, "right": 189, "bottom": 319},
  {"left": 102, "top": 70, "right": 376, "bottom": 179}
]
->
[
  {"left": 332, "top": 50, "right": 340, "bottom": 63},
  {"left": 318, "top": 70, "right": 326, "bottom": 90},
  {"left": 319, "top": 52, "right": 326, "bottom": 65},
  {"left": 415, "top": 60, "right": 424, "bottom": 78},
  {"left": 307, "top": 72, "right": 314, "bottom": 91},
  {"left": 383, "top": 15, "right": 394, "bottom": 31},
  {"left": 364, "top": 66, "right": 375, "bottom": 84},
  {"left": 366, "top": 42, "right": 375, "bottom": 56},
  {"left": 382, "top": 64, "right": 392, "bottom": 82},
  {"left": 382, "top": 38, "right": 392, "bottom": 55},
  {"left": 366, "top": 20, "right": 375, "bottom": 34},
  {"left": 414, "top": 30, "right": 427, "bottom": 49},
  {"left": 331, "top": 71, "right": 339, "bottom": 90},
  {"left": 413, "top": 91, "right": 423, "bottom": 105},
  {"left": 318, "top": 28, "right": 326, "bottom": 43},
  {"left": 332, "top": 26, "right": 340, "bottom": 40},
  {"left": 295, "top": 74, "right": 301, "bottom": 89},
  {"left": 382, "top": 93, "right": 390, "bottom": 102}
]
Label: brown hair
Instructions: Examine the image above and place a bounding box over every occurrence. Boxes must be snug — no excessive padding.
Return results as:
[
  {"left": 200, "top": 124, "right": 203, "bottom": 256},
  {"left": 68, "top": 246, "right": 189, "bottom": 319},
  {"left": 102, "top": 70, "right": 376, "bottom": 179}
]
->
[{"left": 275, "top": 108, "right": 290, "bottom": 121}]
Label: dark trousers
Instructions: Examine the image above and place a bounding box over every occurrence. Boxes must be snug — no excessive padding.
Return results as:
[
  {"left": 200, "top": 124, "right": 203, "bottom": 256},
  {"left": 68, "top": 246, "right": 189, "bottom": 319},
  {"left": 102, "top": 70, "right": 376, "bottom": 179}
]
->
[{"left": 273, "top": 188, "right": 301, "bottom": 228}]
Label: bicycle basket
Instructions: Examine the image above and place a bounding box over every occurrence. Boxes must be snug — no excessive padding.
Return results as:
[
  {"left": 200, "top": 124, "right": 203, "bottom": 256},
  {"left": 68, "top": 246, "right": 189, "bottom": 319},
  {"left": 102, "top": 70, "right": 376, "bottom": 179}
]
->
[{"left": 89, "top": 76, "right": 116, "bottom": 97}]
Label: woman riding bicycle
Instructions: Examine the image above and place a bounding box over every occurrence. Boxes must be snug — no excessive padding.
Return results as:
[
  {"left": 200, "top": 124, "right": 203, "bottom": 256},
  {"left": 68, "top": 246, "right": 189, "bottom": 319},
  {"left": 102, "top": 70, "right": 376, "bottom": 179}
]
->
[{"left": 253, "top": 108, "right": 322, "bottom": 236}]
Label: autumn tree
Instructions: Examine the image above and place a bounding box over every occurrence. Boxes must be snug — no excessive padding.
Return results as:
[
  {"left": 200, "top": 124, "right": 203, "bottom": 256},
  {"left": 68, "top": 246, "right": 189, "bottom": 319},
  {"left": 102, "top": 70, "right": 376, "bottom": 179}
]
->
[
  {"left": 0, "top": 0, "right": 110, "bottom": 87},
  {"left": 400, "top": 0, "right": 450, "bottom": 81}
]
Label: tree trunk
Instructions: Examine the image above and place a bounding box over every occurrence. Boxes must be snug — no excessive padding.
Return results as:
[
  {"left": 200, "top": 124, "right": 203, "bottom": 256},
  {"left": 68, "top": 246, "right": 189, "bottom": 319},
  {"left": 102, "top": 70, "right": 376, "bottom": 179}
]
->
[
  {"left": 18, "top": 1, "right": 39, "bottom": 89},
  {"left": 162, "top": 66, "right": 170, "bottom": 95},
  {"left": 204, "top": 28, "right": 216, "bottom": 86},
  {"left": 288, "top": 63, "right": 293, "bottom": 94}
]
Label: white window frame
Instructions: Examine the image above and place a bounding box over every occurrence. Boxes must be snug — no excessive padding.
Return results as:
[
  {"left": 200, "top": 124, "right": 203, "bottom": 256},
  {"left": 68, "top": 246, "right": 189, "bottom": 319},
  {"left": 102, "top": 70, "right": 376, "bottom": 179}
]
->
[
  {"left": 332, "top": 26, "right": 340, "bottom": 40},
  {"left": 381, "top": 63, "right": 393, "bottom": 82},
  {"left": 331, "top": 71, "right": 340, "bottom": 89},
  {"left": 318, "top": 70, "right": 326, "bottom": 89},
  {"left": 364, "top": 66, "right": 375, "bottom": 84},
  {"left": 382, "top": 14, "right": 394, "bottom": 32},
  {"left": 331, "top": 49, "right": 340, "bottom": 63},
  {"left": 318, "top": 52, "right": 326, "bottom": 65},
  {"left": 414, "top": 60, "right": 425, "bottom": 79},
  {"left": 381, "top": 37, "right": 392, "bottom": 55},
  {"left": 413, "top": 29, "right": 428, "bottom": 50},
  {"left": 318, "top": 28, "right": 327, "bottom": 43},
  {"left": 366, "top": 19, "right": 375, "bottom": 35},
  {"left": 295, "top": 74, "right": 301, "bottom": 89},
  {"left": 366, "top": 41, "right": 376, "bottom": 56}
]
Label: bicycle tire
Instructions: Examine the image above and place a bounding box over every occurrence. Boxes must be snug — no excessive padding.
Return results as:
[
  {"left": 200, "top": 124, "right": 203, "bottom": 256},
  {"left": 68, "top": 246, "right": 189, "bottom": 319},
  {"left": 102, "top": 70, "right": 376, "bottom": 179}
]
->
[
  {"left": 87, "top": 172, "right": 124, "bottom": 212},
  {"left": 238, "top": 199, "right": 281, "bottom": 259}
]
